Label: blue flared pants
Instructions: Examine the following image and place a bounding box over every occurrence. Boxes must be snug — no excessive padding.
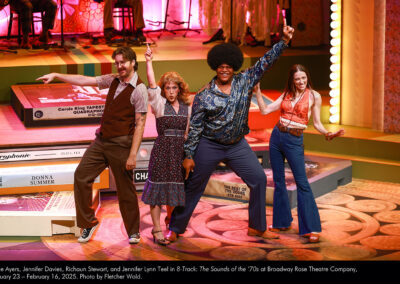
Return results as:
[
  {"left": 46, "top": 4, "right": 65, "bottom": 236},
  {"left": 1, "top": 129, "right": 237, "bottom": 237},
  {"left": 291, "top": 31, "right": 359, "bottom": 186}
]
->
[
  {"left": 169, "top": 137, "right": 268, "bottom": 234},
  {"left": 269, "top": 126, "right": 321, "bottom": 235}
]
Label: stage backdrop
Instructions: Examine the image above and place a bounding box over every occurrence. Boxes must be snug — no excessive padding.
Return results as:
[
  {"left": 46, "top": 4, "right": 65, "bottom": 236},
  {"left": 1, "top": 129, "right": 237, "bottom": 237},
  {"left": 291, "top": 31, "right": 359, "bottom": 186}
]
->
[
  {"left": 290, "top": 0, "right": 328, "bottom": 47},
  {"left": 383, "top": 0, "right": 400, "bottom": 133},
  {"left": 0, "top": 0, "right": 201, "bottom": 36},
  {"left": 342, "top": 0, "right": 400, "bottom": 133}
]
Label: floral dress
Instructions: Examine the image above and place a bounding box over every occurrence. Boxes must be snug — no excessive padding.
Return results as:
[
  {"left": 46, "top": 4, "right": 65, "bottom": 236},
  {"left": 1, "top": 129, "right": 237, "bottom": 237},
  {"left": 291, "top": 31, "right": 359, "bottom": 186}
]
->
[{"left": 141, "top": 87, "right": 189, "bottom": 206}]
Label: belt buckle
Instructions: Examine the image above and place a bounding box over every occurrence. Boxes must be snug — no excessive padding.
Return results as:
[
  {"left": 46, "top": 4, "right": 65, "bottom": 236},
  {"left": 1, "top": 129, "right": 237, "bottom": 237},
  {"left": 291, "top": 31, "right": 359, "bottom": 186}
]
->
[
  {"left": 279, "top": 123, "right": 288, "bottom": 133},
  {"left": 289, "top": 128, "right": 301, "bottom": 137}
]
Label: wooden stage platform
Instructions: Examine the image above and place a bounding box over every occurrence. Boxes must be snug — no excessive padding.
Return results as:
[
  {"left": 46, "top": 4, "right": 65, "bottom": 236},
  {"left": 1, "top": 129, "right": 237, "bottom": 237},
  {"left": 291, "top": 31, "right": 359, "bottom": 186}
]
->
[
  {"left": 0, "top": 31, "right": 331, "bottom": 103},
  {"left": 0, "top": 30, "right": 330, "bottom": 147},
  {"left": 0, "top": 86, "right": 281, "bottom": 148}
]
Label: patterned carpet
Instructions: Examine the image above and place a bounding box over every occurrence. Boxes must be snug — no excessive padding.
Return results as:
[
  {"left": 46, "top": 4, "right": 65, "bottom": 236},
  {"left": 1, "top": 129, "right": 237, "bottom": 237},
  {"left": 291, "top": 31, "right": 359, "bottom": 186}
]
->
[{"left": 1, "top": 178, "right": 399, "bottom": 262}]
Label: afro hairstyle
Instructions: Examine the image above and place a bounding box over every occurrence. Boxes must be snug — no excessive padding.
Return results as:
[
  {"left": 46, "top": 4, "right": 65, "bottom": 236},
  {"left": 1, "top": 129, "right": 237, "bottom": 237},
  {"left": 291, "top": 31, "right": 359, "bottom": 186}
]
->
[{"left": 207, "top": 43, "right": 244, "bottom": 71}]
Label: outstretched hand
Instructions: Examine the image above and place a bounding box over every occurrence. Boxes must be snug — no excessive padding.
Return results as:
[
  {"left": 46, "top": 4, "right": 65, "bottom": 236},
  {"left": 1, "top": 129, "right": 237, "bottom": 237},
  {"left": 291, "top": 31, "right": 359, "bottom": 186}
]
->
[
  {"left": 325, "top": 129, "right": 345, "bottom": 141},
  {"left": 36, "top": 73, "right": 55, "bottom": 84},
  {"left": 145, "top": 43, "right": 153, "bottom": 61},
  {"left": 282, "top": 18, "right": 295, "bottom": 44}
]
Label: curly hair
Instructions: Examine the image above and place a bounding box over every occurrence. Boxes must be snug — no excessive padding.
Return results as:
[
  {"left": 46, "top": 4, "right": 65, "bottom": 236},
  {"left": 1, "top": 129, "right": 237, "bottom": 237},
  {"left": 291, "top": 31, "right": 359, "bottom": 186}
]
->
[
  {"left": 158, "top": 71, "right": 190, "bottom": 105},
  {"left": 207, "top": 43, "right": 244, "bottom": 71}
]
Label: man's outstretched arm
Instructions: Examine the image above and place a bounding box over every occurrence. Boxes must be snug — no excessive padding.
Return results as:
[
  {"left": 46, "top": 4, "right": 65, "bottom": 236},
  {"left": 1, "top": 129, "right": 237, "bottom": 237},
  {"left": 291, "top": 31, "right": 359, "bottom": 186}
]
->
[{"left": 36, "top": 73, "right": 97, "bottom": 86}]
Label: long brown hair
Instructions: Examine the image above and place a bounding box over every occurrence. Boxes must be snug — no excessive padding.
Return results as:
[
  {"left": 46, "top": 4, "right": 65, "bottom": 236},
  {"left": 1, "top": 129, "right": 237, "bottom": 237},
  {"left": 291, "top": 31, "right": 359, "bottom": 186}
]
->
[
  {"left": 283, "top": 64, "right": 313, "bottom": 99},
  {"left": 158, "top": 71, "right": 190, "bottom": 105}
]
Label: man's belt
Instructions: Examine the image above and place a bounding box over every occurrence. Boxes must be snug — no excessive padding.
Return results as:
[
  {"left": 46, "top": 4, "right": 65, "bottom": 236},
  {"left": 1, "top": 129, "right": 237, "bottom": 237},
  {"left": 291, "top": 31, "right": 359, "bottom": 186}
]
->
[{"left": 276, "top": 121, "right": 304, "bottom": 137}]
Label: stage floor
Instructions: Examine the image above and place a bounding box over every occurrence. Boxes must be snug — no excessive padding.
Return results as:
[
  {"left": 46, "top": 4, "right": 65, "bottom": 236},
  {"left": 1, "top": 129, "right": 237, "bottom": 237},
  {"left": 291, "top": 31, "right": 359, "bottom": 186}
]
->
[
  {"left": 0, "top": 30, "right": 332, "bottom": 105},
  {"left": 0, "top": 31, "right": 330, "bottom": 68},
  {"left": 0, "top": 178, "right": 399, "bottom": 262},
  {"left": 0, "top": 87, "right": 279, "bottom": 148}
]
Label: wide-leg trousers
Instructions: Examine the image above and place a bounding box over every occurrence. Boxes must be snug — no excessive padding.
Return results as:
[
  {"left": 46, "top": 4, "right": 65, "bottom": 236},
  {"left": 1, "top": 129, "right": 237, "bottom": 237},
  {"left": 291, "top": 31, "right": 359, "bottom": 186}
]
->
[
  {"left": 74, "top": 135, "right": 140, "bottom": 236},
  {"left": 269, "top": 126, "right": 321, "bottom": 235},
  {"left": 169, "top": 137, "right": 268, "bottom": 234}
]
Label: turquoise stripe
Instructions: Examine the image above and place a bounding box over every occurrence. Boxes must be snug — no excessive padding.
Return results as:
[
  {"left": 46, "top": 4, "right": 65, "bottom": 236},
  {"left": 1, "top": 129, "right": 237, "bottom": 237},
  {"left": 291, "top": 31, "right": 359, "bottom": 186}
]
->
[
  {"left": 84, "top": 64, "right": 95, "bottom": 76},
  {"left": 70, "top": 48, "right": 96, "bottom": 76}
]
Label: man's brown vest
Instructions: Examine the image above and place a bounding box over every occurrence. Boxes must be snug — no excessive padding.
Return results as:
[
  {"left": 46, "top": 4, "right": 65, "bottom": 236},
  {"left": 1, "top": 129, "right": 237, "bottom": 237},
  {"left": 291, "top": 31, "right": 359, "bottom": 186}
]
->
[{"left": 99, "top": 77, "right": 143, "bottom": 139}]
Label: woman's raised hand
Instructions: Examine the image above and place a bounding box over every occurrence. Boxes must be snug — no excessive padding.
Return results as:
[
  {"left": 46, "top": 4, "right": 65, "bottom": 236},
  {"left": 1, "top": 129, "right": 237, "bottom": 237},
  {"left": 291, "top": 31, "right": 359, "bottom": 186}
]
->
[{"left": 145, "top": 43, "right": 153, "bottom": 61}]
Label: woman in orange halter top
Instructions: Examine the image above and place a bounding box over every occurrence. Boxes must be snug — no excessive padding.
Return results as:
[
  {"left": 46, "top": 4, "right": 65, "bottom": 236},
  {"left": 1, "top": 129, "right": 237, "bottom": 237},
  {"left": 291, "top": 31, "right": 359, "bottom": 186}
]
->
[{"left": 255, "top": 64, "right": 344, "bottom": 243}]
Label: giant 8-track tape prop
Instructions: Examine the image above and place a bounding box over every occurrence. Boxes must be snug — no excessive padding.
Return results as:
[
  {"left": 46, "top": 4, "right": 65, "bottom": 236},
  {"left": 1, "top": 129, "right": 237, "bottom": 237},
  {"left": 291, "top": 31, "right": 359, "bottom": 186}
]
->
[
  {"left": 11, "top": 83, "right": 107, "bottom": 127},
  {"left": 0, "top": 189, "right": 100, "bottom": 237},
  {"left": 204, "top": 154, "right": 352, "bottom": 208}
]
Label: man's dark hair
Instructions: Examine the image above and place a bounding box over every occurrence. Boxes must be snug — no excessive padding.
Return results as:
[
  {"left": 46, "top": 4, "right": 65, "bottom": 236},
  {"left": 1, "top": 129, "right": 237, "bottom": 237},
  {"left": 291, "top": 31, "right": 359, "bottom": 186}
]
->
[
  {"left": 207, "top": 43, "right": 244, "bottom": 71},
  {"left": 112, "top": 46, "right": 138, "bottom": 71}
]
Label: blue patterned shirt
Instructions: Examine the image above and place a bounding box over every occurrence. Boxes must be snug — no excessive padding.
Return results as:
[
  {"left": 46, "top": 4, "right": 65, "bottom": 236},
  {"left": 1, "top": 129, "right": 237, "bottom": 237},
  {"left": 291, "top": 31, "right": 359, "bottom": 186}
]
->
[{"left": 184, "top": 40, "right": 288, "bottom": 158}]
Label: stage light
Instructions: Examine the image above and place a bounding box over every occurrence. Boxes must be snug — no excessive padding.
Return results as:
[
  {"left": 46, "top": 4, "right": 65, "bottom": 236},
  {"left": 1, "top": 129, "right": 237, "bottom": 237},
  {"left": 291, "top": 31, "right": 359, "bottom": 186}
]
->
[
  {"left": 330, "top": 73, "right": 338, "bottom": 80},
  {"left": 329, "top": 81, "right": 338, "bottom": 89},
  {"left": 329, "top": 114, "right": 340, "bottom": 123},
  {"left": 329, "top": 89, "right": 339, "bottom": 98},
  {"left": 331, "top": 30, "right": 339, "bottom": 38},
  {"left": 330, "top": 106, "right": 339, "bottom": 115},
  {"left": 330, "top": 55, "right": 339, "bottom": 63},
  {"left": 329, "top": 0, "right": 341, "bottom": 124},
  {"left": 330, "top": 38, "right": 340, "bottom": 46},
  {"left": 330, "top": 97, "right": 339, "bottom": 105},
  {"left": 330, "top": 64, "right": 340, "bottom": 72},
  {"left": 330, "top": 21, "right": 339, "bottom": 29}
]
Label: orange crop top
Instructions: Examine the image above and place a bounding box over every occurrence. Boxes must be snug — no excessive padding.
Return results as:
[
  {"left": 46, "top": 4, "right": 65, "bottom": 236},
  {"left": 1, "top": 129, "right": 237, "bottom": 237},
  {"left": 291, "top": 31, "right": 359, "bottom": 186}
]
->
[{"left": 280, "top": 88, "right": 310, "bottom": 127}]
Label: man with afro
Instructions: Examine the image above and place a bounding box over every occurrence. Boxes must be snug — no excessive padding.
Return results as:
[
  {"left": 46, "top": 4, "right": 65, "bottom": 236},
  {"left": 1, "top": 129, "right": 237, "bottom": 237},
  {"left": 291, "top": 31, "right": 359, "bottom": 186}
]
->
[{"left": 166, "top": 21, "right": 295, "bottom": 242}]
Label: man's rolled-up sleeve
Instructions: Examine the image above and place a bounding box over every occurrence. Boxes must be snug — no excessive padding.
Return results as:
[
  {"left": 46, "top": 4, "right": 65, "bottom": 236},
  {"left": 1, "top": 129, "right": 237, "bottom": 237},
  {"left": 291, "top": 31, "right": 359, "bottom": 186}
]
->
[{"left": 132, "top": 83, "right": 148, "bottom": 113}]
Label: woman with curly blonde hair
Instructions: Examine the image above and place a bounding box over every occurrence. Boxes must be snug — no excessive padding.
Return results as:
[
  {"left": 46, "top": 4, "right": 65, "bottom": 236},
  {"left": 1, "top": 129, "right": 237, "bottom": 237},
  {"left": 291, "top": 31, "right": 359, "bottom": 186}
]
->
[
  {"left": 141, "top": 45, "right": 191, "bottom": 246},
  {"left": 158, "top": 72, "right": 191, "bottom": 106}
]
